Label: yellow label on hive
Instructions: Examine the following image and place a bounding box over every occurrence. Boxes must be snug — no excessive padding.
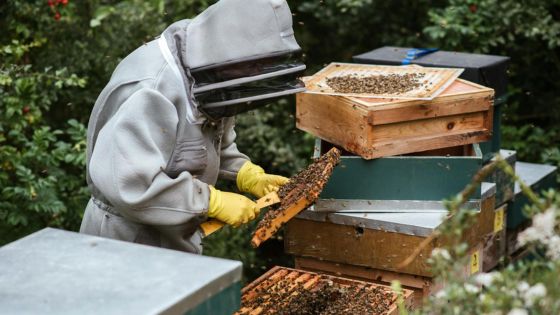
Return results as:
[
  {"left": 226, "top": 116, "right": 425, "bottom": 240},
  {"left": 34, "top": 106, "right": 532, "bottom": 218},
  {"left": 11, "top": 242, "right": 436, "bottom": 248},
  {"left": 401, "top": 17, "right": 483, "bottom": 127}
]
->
[
  {"left": 494, "top": 207, "right": 505, "bottom": 233},
  {"left": 470, "top": 250, "right": 480, "bottom": 274}
]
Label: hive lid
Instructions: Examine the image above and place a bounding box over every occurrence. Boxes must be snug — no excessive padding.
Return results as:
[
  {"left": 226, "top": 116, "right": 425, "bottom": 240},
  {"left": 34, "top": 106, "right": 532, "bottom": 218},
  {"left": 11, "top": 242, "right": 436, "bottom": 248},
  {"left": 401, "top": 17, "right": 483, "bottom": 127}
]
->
[
  {"left": 514, "top": 162, "right": 558, "bottom": 195},
  {"left": 0, "top": 228, "right": 242, "bottom": 315},
  {"left": 298, "top": 183, "right": 496, "bottom": 237},
  {"left": 303, "top": 62, "right": 464, "bottom": 100}
]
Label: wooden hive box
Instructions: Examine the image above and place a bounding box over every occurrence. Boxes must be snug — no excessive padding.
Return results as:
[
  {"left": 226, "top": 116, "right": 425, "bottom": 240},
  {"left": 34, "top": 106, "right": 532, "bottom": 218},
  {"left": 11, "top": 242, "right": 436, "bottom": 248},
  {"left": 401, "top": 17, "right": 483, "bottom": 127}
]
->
[
  {"left": 352, "top": 47, "right": 510, "bottom": 162},
  {"left": 285, "top": 182, "right": 497, "bottom": 278},
  {"left": 285, "top": 184, "right": 497, "bottom": 307},
  {"left": 292, "top": 204, "right": 505, "bottom": 307},
  {"left": 314, "top": 140, "right": 483, "bottom": 209},
  {"left": 236, "top": 266, "right": 414, "bottom": 315},
  {"left": 297, "top": 79, "right": 494, "bottom": 159}
]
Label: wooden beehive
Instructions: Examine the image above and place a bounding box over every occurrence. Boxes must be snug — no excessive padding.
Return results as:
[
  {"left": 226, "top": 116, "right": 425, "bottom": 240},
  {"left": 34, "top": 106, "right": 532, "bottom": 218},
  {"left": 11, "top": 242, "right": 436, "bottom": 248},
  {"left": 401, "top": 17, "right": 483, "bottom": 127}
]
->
[
  {"left": 316, "top": 140, "right": 483, "bottom": 205},
  {"left": 235, "top": 266, "right": 413, "bottom": 315},
  {"left": 297, "top": 78, "right": 494, "bottom": 159},
  {"left": 285, "top": 183, "right": 497, "bottom": 278},
  {"left": 286, "top": 184, "right": 495, "bottom": 308}
]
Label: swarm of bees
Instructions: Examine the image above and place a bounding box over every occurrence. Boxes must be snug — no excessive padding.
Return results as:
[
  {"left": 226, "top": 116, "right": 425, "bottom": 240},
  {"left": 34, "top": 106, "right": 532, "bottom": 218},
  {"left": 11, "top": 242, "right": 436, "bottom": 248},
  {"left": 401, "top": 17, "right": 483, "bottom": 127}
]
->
[
  {"left": 326, "top": 73, "right": 426, "bottom": 95},
  {"left": 251, "top": 148, "right": 341, "bottom": 246}
]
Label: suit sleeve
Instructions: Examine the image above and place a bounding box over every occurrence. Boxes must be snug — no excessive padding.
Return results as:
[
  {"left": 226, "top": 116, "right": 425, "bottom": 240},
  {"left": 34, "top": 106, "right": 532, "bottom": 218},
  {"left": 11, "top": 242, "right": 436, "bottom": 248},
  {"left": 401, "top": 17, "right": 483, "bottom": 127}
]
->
[
  {"left": 218, "top": 117, "right": 250, "bottom": 181},
  {"left": 89, "top": 88, "right": 210, "bottom": 226}
]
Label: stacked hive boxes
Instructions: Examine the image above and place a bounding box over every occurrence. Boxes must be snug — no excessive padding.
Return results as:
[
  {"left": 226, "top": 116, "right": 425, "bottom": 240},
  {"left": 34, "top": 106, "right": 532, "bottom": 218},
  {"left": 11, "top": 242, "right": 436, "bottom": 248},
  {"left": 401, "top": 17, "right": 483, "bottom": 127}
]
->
[{"left": 285, "top": 48, "right": 558, "bottom": 306}]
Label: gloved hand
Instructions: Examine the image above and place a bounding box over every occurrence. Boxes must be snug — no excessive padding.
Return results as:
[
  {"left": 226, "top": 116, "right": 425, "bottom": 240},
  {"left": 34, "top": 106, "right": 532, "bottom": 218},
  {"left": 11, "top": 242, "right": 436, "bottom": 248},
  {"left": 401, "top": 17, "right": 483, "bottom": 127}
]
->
[
  {"left": 207, "top": 186, "right": 259, "bottom": 227},
  {"left": 236, "top": 161, "right": 289, "bottom": 198}
]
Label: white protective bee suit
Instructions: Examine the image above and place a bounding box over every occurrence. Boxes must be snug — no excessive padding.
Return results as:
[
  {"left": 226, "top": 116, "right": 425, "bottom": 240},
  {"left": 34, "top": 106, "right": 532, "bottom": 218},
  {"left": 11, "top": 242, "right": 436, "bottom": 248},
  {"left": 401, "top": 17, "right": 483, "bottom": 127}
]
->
[{"left": 80, "top": 0, "right": 303, "bottom": 253}]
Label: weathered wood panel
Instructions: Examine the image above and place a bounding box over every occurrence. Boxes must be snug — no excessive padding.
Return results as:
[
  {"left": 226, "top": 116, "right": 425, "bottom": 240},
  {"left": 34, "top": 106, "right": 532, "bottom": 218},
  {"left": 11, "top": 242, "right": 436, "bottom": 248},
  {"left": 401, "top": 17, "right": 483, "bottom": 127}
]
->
[
  {"left": 297, "top": 79, "right": 494, "bottom": 159},
  {"left": 285, "top": 194, "right": 495, "bottom": 277}
]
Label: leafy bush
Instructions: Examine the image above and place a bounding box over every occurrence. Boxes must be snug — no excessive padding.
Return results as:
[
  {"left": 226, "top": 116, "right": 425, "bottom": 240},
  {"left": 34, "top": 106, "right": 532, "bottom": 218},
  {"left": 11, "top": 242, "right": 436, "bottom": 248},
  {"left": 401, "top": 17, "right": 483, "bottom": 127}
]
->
[
  {"left": 405, "top": 160, "right": 560, "bottom": 314},
  {"left": 0, "top": 5, "right": 88, "bottom": 241},
  {"left": 0, "top": 0, "right": 212, "bottom": 244},
  {"left": 293, "top": 0, "right": 446, "bottom": 70},
  {"left": 424, "top": 0, "right": 560, "bottom": 172}
]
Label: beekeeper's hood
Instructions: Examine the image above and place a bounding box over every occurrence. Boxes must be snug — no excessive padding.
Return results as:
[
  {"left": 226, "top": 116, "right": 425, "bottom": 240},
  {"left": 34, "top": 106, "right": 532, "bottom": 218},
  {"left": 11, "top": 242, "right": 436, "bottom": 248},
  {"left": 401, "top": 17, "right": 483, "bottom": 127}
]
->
[{"left": 186, "top": 0, "right": 306, "bottom": 119}]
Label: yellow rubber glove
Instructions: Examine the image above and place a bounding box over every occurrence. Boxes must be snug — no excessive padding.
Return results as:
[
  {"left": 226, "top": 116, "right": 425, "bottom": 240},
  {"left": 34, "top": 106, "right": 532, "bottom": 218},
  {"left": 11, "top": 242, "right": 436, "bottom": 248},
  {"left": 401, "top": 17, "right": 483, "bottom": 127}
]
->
[
  {"left": 236, "top": 161, "right": 289, "bottom": 198},
  {"left": 207, "top": 186, "right": 259, "bottom": 227}
]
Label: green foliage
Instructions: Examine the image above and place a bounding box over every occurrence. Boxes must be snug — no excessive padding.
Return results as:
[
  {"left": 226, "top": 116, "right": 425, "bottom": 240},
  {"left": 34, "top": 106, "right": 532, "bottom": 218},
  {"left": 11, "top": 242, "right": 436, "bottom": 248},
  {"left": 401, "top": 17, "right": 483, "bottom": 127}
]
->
[
  {"left": 0, "top": 31, "right": 88, "bottom": 241},
  {"left": 424, "top": 0, "right": 560, "bottom": 173},
  {"left": 502, "top": 124, "right": 558, "bottom": 163},
  {"left": 407, "top": 160, "right": 560, "bottom": 315},
  {"left": 292, "top": 0, "right": 446, "bottom": 69},
  {"left": 425, "top": 0, "right": 560, "bottom": 51},
  {"left": 421, "top": 194, "right": 560, "bottom": 314},
  {"left": 0, "top": 0, "right": 216, "bottom": 245}
]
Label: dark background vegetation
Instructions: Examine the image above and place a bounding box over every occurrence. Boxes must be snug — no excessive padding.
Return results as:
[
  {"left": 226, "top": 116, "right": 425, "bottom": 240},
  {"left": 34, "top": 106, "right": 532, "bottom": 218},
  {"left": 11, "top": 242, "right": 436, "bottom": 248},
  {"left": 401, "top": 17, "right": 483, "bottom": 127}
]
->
[{"left": 1, "top": 0, "right": 559, "bottom": 282}]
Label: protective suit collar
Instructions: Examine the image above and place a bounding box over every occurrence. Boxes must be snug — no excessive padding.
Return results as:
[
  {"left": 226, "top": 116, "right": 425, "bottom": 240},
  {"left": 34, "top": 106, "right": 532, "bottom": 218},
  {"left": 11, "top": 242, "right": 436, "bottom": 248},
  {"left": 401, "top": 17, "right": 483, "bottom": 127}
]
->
[{"left": 161, "top": 19, "right": 206, "bottom": 124}]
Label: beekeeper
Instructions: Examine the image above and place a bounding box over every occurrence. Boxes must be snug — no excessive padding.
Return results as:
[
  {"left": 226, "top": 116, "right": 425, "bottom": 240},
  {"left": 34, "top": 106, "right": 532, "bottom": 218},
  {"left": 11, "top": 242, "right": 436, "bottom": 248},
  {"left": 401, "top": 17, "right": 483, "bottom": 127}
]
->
[{"left": 80, "top": 0, "right": 306, "bottom": 253}]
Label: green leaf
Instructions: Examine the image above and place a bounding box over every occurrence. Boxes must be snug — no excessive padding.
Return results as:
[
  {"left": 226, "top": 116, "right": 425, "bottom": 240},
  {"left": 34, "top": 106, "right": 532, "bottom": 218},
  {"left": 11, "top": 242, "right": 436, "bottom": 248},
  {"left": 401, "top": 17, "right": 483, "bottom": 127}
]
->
[
  {"left": 90, "top": 19, "right": 101, "bottom": 28},
  {"left": 90, "top": 5, "right": 116, "bottom": 28}
]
